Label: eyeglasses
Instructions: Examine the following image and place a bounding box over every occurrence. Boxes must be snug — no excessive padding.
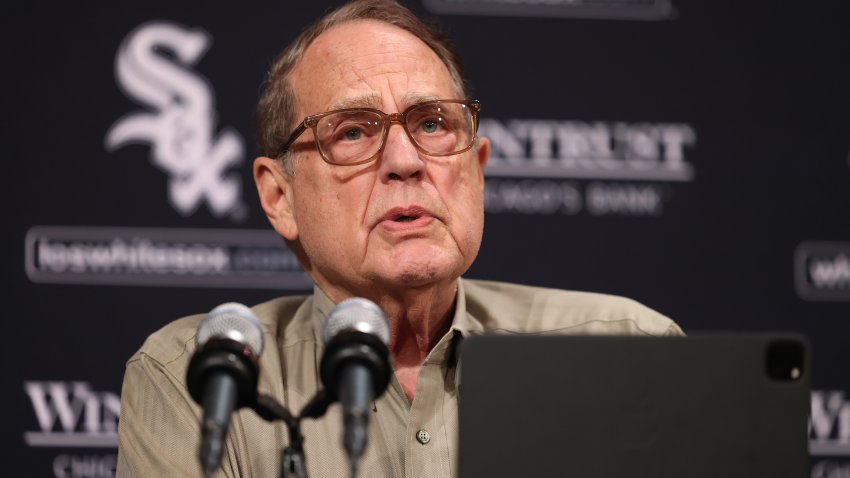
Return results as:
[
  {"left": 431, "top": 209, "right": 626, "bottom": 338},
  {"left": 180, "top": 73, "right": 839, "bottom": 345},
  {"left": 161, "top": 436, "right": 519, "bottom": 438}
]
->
[{"left": 278, "top": 99, "right": 481, "bottom": 166}]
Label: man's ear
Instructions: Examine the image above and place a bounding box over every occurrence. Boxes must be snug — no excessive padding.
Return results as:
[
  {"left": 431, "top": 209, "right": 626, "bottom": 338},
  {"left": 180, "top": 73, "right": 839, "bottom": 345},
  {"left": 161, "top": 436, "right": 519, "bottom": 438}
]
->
[
  {"left": 254, "top": 157, "right": 299, "bottom": 241},
  {"left": 476, "top": 136, "right": 490, "bottom": 183}
]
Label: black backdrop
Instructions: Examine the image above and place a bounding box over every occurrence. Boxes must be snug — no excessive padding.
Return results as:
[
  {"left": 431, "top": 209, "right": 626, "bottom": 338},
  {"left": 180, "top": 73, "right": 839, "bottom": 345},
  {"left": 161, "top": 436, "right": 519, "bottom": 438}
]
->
[{"left": 5, "top": 1, "right": 850, "bottom": 476}]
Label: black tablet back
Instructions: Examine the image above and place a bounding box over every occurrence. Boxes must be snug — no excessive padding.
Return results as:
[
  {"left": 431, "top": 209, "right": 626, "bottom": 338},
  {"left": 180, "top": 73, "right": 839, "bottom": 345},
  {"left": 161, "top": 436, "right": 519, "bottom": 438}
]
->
[{"left": 458, "top": 334, "right": 810, "bottom": 478}]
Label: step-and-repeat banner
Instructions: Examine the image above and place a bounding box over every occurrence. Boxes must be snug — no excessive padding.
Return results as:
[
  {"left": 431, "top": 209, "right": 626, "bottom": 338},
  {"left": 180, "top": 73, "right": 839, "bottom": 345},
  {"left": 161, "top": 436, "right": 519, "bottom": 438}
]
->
[{"left": 5, "top": 1, "right": 849, "bottom": 476}]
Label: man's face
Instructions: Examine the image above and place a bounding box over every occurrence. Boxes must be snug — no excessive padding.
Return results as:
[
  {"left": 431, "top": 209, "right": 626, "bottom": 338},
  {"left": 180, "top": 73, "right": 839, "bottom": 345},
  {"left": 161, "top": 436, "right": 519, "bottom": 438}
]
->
[{"left": 276, "top": 19, "right": 489, "bottom": 298}]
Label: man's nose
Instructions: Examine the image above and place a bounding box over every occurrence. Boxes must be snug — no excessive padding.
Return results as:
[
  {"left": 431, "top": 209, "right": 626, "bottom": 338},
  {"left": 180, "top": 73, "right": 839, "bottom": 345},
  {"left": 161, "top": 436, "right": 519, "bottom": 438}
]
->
[{"left": 378, "top": 123, "right": 425, "bottom": 182}]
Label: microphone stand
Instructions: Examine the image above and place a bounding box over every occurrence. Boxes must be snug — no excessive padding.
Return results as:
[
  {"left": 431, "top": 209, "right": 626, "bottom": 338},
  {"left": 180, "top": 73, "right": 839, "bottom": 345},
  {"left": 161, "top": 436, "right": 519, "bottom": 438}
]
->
[{"left": 250, "top": 391, "right": 333, "bottom": 478}]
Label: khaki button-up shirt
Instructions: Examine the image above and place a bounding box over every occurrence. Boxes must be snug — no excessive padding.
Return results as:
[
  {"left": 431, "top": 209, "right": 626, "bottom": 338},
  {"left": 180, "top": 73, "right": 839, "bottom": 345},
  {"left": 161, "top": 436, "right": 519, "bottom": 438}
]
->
[{"left": 117, "top": 278, "right": 683, "bottom": 477}]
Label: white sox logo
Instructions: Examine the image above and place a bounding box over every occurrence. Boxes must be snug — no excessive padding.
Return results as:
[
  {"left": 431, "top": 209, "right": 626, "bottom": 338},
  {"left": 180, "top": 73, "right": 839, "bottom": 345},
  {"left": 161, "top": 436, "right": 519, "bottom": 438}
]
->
[{"left": 106, "top": 21, "right": 245, "bottom": 220}]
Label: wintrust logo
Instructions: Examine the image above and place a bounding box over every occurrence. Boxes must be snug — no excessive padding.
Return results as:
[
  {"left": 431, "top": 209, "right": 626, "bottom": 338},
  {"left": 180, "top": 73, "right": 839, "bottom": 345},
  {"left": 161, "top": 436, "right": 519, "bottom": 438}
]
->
[
  {"left": 24, "top": 381, "right": 120, "bottom": 448},
  {"left": 106, "top": 21, "right": 245, "bottom": 220},
  {"left": 483, "top": 120, "right": 694, "bottom": 181},
  {"left": 480, "top": 119, "right": 696, "bottom": 216}
]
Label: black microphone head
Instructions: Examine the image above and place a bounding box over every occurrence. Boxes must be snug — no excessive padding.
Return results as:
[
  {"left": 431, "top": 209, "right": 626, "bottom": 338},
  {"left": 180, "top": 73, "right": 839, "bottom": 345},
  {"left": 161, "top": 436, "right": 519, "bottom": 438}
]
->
[
  {"left": 320, "top": 298, "right": 392, "bottom": 401},
  {"left": 196, "top": 302, "right": 264, "bottom": 356},
  {"left": 187, "top": 302, "right": 263, "bottom": 408}
]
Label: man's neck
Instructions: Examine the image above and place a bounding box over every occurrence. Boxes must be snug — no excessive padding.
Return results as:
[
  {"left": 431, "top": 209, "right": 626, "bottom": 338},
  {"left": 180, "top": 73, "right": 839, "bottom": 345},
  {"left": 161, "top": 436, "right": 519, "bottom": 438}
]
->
[
  {"left": 380, "top": 283, "right": 457, "bottom": 358},
  {"left": 378, "top": 282, "right": 457, "bottom": 401}
]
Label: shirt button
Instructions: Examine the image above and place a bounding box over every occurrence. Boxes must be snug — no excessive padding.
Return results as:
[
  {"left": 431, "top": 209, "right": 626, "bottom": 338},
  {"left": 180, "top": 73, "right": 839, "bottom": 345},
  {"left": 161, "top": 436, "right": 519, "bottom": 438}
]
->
[{"left": 416, "top": 429, "right": 431, "bottom": 445}]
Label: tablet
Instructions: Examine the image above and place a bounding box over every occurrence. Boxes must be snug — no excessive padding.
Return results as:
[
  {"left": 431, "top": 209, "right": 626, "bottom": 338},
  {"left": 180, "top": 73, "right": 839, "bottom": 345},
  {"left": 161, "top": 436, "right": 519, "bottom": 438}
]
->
[{"left": 458, "top": 334, "right": 810, "bottom": 477}]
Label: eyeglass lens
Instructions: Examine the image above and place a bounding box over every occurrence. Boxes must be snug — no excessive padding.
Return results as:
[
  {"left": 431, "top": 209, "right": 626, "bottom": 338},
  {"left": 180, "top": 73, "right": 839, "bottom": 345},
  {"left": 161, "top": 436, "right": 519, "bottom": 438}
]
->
[{"left": 314, "top": 102, "right": 474, "bottom": 165}]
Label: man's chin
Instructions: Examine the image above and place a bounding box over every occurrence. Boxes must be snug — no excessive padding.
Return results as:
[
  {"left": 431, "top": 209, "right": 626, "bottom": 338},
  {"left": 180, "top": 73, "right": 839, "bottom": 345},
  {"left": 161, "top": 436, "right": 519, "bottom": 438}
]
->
[{"left": 375, "top": 259, "right": 460, "bottom": 290}]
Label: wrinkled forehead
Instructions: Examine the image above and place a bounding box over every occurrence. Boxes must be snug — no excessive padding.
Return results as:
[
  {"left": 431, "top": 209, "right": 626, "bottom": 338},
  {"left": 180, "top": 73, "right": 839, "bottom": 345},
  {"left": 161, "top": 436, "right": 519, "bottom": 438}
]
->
[{"left": 287, "top": 19, "right": 459, "bottom": 118}]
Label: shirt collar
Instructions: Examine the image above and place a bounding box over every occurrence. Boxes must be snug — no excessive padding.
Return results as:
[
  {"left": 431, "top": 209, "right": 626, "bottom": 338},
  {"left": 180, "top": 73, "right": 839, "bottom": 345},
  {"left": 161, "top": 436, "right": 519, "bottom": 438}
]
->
[
  {"left": 449, "top": 277, "right": 485, "bottom": 338},
  {"left": 310, "top": 284, "right": 337, "bottom": 344},
  {"left": 309, "top": 278, "right": 483, "bottom": 361},
  {"left": 309, "top": 279, "right": 475, "bottom": 394}
]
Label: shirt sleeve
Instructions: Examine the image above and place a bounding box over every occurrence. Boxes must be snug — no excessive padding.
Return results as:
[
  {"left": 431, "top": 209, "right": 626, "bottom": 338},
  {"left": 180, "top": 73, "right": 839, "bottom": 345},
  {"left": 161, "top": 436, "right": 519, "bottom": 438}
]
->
[{"left": 116, "top": 352, "right": 230, "bottom": 478}]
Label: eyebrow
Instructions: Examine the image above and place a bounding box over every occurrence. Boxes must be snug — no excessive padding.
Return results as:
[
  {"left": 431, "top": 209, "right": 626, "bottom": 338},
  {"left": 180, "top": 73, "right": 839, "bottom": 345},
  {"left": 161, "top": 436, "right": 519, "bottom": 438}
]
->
[
  {"left": 328, "top": 92, "right": 442, "bottom": 112},
  {"left": 401, "top": 92, "right": 440, "bottom": 106},
  {"left": 329, "top": 94, "right": 382, "bottom": 111}
]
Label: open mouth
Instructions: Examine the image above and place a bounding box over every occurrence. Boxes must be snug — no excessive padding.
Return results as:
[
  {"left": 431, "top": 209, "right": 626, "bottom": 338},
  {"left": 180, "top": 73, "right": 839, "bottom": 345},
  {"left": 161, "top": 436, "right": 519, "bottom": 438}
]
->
[{"left": 379, "top": 206, "right": 432, "bottom": 227}]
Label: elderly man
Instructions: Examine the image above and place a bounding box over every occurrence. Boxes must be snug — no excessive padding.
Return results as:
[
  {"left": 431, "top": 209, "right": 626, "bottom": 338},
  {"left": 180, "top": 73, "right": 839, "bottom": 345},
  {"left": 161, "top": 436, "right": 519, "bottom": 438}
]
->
[{"left": 116, "top": 1, "right": 683, "bottom": 476}]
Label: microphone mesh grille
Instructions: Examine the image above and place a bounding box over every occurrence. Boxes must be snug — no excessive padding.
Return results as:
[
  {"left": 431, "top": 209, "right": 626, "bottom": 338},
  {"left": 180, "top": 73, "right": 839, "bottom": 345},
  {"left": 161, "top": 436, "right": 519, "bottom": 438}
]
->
[
  {"left": 322, "top": 297, "right": 390, "bottom": 345},
  {"left": 196, "top": 302, "right": 264, "bottom": 355}
]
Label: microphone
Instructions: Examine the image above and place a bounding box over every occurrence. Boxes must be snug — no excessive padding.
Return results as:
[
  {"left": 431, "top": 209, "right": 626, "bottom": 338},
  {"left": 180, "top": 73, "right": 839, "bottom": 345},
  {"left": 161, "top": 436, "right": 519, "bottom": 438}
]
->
[
  {"left": 320, "top": 298, "right": 392, "bottom": 476},
  {"left": 186, "top": 302, "right": 264, "bottom": 478}
]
